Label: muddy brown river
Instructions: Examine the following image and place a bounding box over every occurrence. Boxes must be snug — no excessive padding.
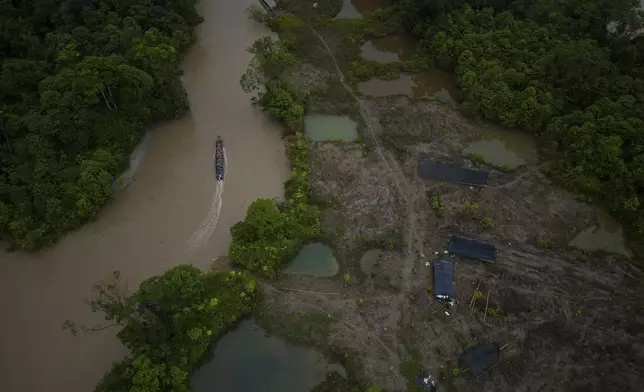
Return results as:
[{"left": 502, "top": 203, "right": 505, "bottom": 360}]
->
[{"left": 0, "top": 1, "right": 289, "bottom": 391}]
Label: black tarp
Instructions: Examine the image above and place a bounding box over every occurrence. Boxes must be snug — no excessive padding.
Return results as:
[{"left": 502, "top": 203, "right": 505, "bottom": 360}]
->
[
  {"left": 459, "top": 343, "right": 500, "bottom": 377},
  {"left": 418, "top": 160, "right": 489, "bottom": 186},
  {"left": 432, "top": 258, "right": 455, "bottom": 300},
  {"left": 448, "top": 236, "right": 497, "bottom": 263}
]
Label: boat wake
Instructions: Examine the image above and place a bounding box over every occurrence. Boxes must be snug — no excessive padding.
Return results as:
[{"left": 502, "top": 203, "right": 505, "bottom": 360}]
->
[{"left": 186, "top": 147, "right": 227, "bottom": 253}]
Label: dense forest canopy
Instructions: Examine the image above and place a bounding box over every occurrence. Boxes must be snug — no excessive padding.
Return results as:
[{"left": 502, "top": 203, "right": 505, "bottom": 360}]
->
[
  {"left": 395, "top": 0, "right": 644, "bottom": 243},
  {"left": 0, "top": 0, "right": 202, "bottom": 250}
]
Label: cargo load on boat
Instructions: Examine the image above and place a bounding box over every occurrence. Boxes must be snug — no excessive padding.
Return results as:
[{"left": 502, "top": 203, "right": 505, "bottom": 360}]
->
[{"left": 215, "top": 136, "right": 224, "bottom": 181}]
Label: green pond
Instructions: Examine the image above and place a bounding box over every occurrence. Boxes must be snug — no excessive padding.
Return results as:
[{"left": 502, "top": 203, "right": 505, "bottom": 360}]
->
[
  {"left": 286, "top": 243, "right": 339, "bottom": 277},
  {"left": 569, "top": 208, "right": 632, "bottom": 257},
  {"left": 360, "top": 35, "right": 415, "bottom": 62},
  {"left": 336, "top": 0, "right": 392, "bottom": 19},
  {"left": 192, "top": 319, "right": 346, "bottom": 392},
  {"left": 304, "top": 115, "right": 358, "bottom": 142},
  {"left": 358, "top": 71, "right": 458, "bottom": 101},
  {"left": 464, "top": 126, "right": 538, "bottom": 169}
]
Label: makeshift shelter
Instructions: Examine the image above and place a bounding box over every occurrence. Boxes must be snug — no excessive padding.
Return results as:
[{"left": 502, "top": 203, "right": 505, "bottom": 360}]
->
[
  {"left": 432, "top": 258, "right": 455, "bottom": 301},
  {"left": 448, "top": 236, "right": 497, "bottom": 263},
  {"left": 418, "top": 160, "right": 489, "bottom": 187},
  {"left": 458, "top": 343, "right": 500, "bottom": 377}
]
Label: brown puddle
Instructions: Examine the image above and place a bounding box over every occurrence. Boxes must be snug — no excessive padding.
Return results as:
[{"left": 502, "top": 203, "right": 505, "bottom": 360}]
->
[
  {"left": 569, "top": 208, "right": 632, "bottom": 257},
  {"left": 336, "top": 0, "right": 392, "bottom": 19},
  {"left": 358, "top": 71, "right": 458, "bottom": 101},
  {"left": 464, "top": 126, "right": 539, "bottom": 169},
  {"left": 360, "top": 35, "right": 416, "bottom": 62}
]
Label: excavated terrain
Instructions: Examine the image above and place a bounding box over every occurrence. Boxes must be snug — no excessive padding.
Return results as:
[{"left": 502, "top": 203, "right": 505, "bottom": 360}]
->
[
  {"left": 262, "top": 94, "right": 644, "bottom": 392},
  {"left": 256, "top": 4, "right": 644, "bottom": 392}
]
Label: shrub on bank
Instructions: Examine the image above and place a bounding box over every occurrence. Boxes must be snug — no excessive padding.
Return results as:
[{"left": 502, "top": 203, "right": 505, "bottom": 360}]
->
[
  {"left": 240, "top": 36, "right": 305, "bottom": 132},
  {"left": 260, "top": 81, "right": 305, "bottom": 131},
  {"left": 230, "top": 133, "right": 321, "bottom": 278},
  {"left": 85, "top": 265, "right": 256, "bottom": 392}
]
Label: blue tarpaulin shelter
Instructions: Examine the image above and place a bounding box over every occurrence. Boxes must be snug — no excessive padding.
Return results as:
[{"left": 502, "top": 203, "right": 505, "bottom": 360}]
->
[
  {"left": 432, "top": 258, "right": 455, "bottom": 300},
  {"left": 448, "top": 236, "right": 497, "bottom": 263},
  {"left": 418, "top": 160, "right": 489, "bottom": 186}
]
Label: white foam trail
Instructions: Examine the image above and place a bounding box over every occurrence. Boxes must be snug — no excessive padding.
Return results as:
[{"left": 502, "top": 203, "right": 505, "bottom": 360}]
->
[
  {"left": 186, "top": 184, "right": 221, "bottom": 251},
  {"left": 185, "top": 147, "right": 227, "bottom": 253}
]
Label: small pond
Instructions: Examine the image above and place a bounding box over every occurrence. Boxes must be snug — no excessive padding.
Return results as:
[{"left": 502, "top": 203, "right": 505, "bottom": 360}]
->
[
  {"left": 336, "top": 0, "right": 392, "bottom": 19},
  {"left": 463, "top": 126, "right": 538, "bottom": 169},
  {"left": 569, "top": 208, "right": 632, "bottom": 257},
  {"left": 359, "top": 249, "right": 382, "bottom": 276},
  {"left": 286, "top": 243, "right": 340, "bottom": 277},
  {"left": 192, "top": 320, "right": 346, "bottom": 392},
  {"left": 304, "top": 115, "right": 358, "bottom": 142},
  {"left": 360, "top": 35, "right": 415, "bottom": 62},
  {"left": 358, "top": 71, "right": 458, "bottom": 101}
]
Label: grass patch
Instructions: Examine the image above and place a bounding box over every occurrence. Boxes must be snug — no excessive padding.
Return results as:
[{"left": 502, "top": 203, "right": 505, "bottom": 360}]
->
[
  {"left": 330, "top": 7, "right": 404, "bottom": 39},
  {"left": 427, "top": 192, "right": 445, "bottom": 218},
  {"left": 352, "top": 60, "right": 404, "bottom": 82},
  {"left": 399, "top": 359, "right": 427, "bottom": 392},
  {"left": 380, "top": 133, "right": 431, "bottom": 162},
  {"left": 254, "top": 294, "right": 333, "bottom": 346},
  {"left": 354, "top": 234, "right": 405, "bottom": 254},
  {"left": 311, "top": 372, "right": 366, "bottom": 392},
  {"left": 467, "top": 152, "right": 513, "bottom": 173},
  {"left": 279, "top": 0, "right": 344, "bottom": 21}
]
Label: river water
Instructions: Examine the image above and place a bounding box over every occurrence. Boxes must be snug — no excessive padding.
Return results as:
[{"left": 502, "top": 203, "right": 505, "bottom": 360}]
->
[{"left": 0, "top": 1, "right": 289, "bottom": 391}]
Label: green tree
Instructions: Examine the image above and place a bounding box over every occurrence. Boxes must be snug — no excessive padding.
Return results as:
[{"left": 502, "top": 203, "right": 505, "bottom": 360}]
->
[
  {"left": 68, "top": 265, "right": 256, "bottom": 392},
  {"left": 410, "top": 0, "right": 644, "bottom": 244},
  {"left": 0, "top": 0, "right": 202, "bottom": 250},
  {"left": 229, "top": 199, "right": 294, "bottom": 276}
]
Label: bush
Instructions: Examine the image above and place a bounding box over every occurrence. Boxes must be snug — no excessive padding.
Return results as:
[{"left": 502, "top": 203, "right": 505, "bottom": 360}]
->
[
  {"left": 240, "top": 37, "right": 304, "bottom": 131},
  {"left": 70, "top": 266, "right": 256, "bottom": 392},
  {"left": 261, "top": 81, "right": 305, "bottom": 131},
  {"left": 230, "top": 133, "right": 321, "bottom": 277}
]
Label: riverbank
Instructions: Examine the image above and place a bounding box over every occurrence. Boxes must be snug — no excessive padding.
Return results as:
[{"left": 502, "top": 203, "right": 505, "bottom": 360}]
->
[
  {"left": 0, "top": 1, "right": 290, "bottom": 391},
  {"left": 241, "top": 2, "right": 644, "bottom": 391}
]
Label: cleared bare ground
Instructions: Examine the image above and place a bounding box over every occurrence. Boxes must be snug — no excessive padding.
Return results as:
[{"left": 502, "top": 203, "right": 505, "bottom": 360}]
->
[
  {"left": 261, "top": 92, "right": 644, "bottom": 392},
  {"left": 254, "top": 5, "right": 644, "bottom": 389}
]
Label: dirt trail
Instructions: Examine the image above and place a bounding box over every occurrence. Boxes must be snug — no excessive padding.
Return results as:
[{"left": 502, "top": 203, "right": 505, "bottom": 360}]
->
[{"left": 308, "top": 26, "right": 429, "bottom": 358}]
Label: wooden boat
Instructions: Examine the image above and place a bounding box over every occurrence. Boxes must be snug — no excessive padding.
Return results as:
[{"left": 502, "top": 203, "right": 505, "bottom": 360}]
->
[{"left": 215, "top": 136, "right": 224, "bottom": 180}]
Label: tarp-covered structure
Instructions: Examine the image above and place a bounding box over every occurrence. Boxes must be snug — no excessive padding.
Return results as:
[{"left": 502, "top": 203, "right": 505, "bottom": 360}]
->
[
  {"left": 418, "top": 160, "right": 489, "bottom": 186},
  {"left": 459, "top": 343, "right": 500, "bottom": 377},
  {"left": 448, "top": 236, "right": 497, "bottom": 263},
  {"left": 432, "top": 258, "right": 455, "bottom": 301}
]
